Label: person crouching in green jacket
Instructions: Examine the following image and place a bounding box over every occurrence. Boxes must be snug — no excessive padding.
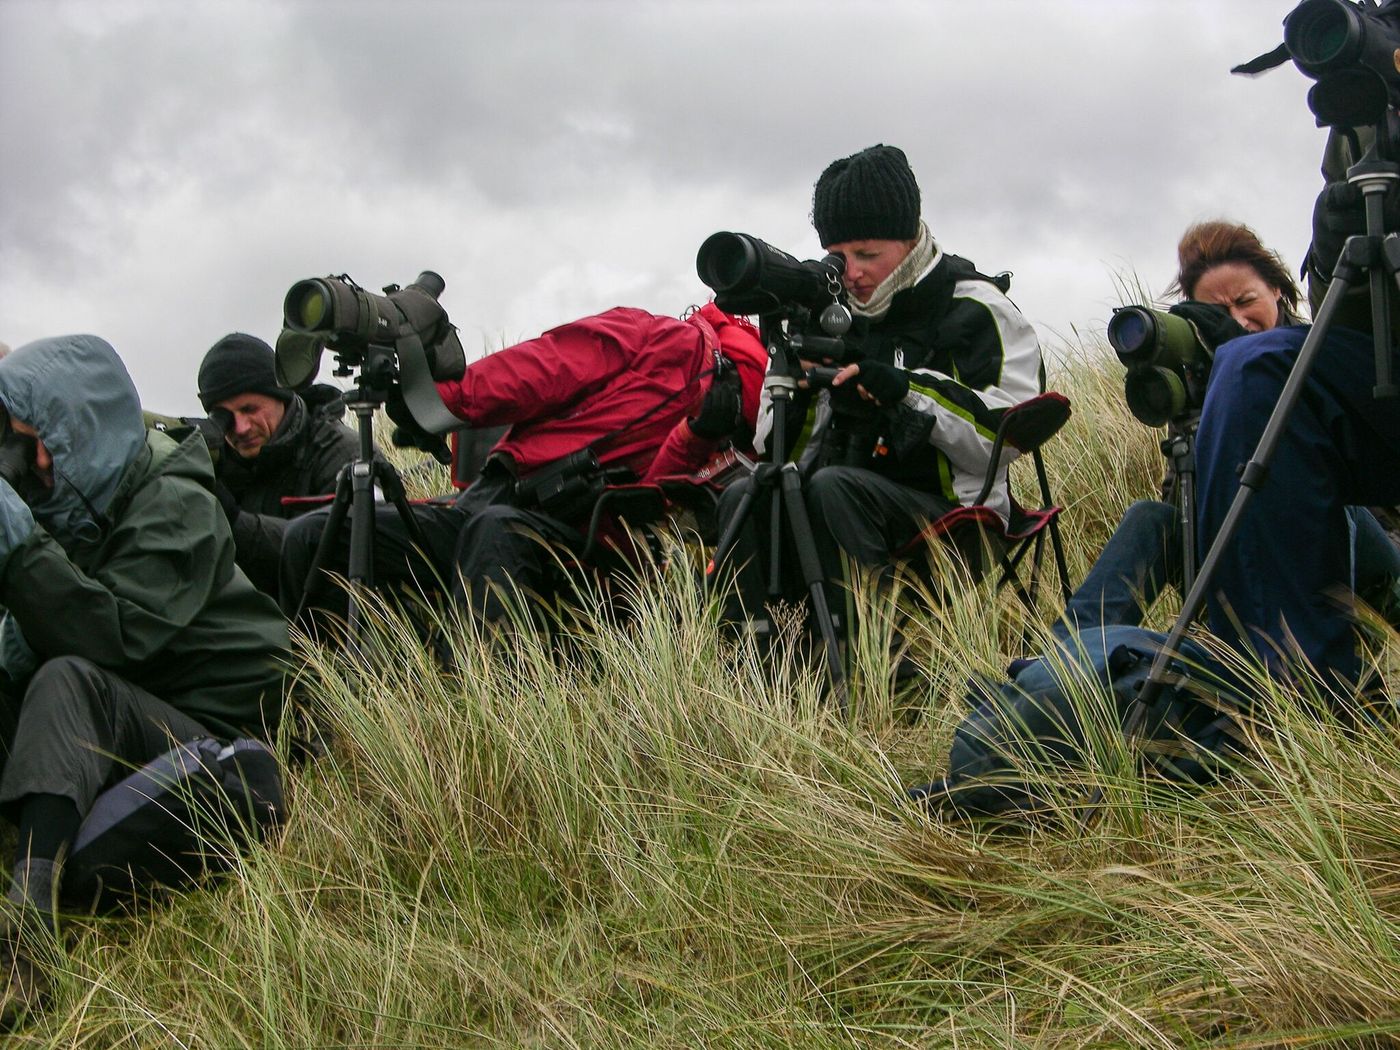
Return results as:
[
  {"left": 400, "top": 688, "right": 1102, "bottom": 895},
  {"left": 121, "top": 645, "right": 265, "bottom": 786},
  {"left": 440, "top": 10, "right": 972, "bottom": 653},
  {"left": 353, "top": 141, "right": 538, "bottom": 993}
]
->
[{"left": 0, "top": 334, "right": 289, "bottom": 1027}]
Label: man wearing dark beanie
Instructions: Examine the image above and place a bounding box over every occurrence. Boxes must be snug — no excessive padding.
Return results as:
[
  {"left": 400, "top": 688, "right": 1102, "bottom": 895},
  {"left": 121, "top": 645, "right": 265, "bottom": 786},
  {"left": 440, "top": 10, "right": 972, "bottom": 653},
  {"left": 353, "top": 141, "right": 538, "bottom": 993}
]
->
[
  {"left": 714, "top": 143, "right": 1043, "bottom": 671},
  {"left": 194, "top": 333, "right": 358, "bottom": 597}
]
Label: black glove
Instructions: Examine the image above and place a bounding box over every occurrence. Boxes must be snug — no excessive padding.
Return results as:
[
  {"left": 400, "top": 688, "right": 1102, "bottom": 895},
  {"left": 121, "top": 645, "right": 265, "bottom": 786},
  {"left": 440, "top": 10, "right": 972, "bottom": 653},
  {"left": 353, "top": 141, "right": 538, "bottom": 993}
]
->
[
  {"left": 211, "top": 479, "right": 241, "bottom": 524},
  {"left": 386, "top": 387, "right": 452, "bottom": 465},
  {"left": 1310, "top": 178, "right": 1400, "bottom": 279},
  {"left": 689, "top": 371, "right": 743, "bottom": 440},
  {"left": 1166, "top": 301, "right": 1247, "bottom": 352},
  {"left": 853, "top": 361, "right": 910, "bottom": 407}
]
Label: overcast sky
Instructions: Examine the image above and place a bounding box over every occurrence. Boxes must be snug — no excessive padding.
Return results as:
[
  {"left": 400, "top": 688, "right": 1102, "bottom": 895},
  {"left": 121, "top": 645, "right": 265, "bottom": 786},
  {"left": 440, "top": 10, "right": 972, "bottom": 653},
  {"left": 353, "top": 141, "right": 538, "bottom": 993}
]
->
[{"left": 1, "top": 0, "right": 1330, "bottom": 415}]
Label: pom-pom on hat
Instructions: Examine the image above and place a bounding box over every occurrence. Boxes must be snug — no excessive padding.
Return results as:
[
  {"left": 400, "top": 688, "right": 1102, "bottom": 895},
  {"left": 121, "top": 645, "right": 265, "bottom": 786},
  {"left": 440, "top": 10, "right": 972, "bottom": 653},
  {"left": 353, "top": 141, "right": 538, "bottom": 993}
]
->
[{"left": 812, "top": 144, "right": 921, "bottom": 247}]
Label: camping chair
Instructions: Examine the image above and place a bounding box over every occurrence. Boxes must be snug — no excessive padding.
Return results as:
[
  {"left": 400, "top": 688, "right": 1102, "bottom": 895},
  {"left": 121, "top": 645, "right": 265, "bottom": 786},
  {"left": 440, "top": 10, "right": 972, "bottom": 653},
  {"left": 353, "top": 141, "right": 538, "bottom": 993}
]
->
[
  {"left": 579, "top": 447, "right": 750, "bottom": 566},
  {"left": 899, "top": 391, "right": 1074, "bottom": 613}
]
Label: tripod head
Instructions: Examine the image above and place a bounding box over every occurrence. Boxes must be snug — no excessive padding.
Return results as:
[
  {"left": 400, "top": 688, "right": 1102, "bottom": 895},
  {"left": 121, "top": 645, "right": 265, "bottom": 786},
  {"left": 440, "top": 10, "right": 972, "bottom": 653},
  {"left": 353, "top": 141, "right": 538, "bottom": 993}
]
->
[
  {"left": 1323, "top": 128, "right": 1400, "bottom": 398},
  {"left": 760, "top": 301, "right": 854, "bottom": 386}
]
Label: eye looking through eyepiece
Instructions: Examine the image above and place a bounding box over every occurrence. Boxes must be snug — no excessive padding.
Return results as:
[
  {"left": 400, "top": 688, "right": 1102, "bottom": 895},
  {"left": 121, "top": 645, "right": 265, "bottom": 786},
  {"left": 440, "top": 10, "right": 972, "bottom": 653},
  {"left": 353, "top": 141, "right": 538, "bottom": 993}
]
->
[
  {"left": 0, "top": 408, "right": 48, "bottom": 505},
  {"left": 0, "top": 430, "right": 34, "bottom": 488}
]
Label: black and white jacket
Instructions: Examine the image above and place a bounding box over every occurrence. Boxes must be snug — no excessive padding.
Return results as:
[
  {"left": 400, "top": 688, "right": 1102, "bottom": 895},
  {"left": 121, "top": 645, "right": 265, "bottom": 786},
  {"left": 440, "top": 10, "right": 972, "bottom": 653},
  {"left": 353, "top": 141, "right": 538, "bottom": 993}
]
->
[{"left": 755, "top": 246, "right": 1043, "bottom": 523}]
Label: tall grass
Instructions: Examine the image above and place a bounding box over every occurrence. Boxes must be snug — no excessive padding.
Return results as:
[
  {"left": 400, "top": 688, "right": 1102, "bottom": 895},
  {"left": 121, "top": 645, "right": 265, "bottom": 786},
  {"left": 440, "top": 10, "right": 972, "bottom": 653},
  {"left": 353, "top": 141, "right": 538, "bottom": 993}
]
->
[{"left": 20, "top": 352, "right": 1400, "bottom": 1048}]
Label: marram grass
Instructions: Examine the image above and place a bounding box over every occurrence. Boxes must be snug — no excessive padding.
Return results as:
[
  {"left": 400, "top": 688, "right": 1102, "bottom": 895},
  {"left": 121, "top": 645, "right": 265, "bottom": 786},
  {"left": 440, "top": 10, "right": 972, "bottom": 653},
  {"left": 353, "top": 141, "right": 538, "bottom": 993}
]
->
[{"left": 17, "top": 355, "right": 1400, "bottom": 1048}]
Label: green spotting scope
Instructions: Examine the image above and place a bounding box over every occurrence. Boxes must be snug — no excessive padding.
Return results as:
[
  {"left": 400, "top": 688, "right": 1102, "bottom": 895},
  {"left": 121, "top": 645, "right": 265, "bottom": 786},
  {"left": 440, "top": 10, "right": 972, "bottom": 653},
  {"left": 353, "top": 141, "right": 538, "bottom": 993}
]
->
[
  {"left": 1107, "top": 306, "right": 1213, "bottom": 427},
  {"left": 274, "top": 270, "right": 467, "bottom": 439}
]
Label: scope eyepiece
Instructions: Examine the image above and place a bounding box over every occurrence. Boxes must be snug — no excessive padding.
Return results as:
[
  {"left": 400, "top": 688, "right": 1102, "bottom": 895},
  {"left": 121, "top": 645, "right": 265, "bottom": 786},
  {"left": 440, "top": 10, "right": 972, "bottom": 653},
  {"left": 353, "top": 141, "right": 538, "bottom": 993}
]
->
[{"left": 410, "top": 270, "right": 445, "bottom": 300}]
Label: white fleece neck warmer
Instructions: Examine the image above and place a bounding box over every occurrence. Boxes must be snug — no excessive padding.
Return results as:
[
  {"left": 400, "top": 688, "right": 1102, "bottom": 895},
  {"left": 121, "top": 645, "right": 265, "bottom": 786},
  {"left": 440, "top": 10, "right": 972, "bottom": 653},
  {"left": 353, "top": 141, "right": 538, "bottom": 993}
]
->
[{"left": 848, "top": 221, "right": 938, "bottom": 322}]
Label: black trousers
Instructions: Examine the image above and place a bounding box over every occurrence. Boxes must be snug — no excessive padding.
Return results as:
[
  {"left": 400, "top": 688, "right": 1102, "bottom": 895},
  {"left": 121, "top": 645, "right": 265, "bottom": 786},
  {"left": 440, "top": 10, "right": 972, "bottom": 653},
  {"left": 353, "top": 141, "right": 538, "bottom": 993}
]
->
[
  {"left": 712, "top": 464, "right": 957, "bottom": 626},
  {"left": 0, "top": 656, "right": 210, "bottom": 820},
  {"left": 278, "top": 474, "right": 593, "bottom": 627},
  {"left": 279, "top": 498, "right": 472, "bottom": 618}
]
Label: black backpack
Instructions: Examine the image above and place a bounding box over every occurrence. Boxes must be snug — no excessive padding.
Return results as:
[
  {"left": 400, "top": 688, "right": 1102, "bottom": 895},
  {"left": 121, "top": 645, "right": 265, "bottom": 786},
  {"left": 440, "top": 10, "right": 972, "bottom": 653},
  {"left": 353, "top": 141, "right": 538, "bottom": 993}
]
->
[{"left": 62, "top": 737, "right": 285, "bottom": 913}]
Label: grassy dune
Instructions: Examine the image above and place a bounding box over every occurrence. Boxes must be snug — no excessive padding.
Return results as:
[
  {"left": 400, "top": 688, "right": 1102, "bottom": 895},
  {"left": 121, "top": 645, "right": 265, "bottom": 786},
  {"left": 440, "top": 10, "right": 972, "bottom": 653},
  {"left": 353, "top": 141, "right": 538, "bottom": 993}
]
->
[{"left": 20, "top": 344, "right": 1400, "bottom": 1048}]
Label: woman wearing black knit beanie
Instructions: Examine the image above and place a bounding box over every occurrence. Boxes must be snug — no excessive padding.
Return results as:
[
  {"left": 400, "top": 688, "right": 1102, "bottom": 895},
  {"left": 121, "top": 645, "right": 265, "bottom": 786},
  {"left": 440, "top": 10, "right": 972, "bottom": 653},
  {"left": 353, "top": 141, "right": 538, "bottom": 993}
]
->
[{"left": 713, "top": 143, "right": 1044, "bottom": 683}]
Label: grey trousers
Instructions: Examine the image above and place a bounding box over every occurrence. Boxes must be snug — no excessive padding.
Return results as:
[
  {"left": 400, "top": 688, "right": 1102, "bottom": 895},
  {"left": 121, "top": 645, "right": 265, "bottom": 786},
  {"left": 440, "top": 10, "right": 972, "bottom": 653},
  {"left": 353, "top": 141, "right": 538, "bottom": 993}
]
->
[{"left": 0, "top": 656, "right": 211, "bottom": 819}]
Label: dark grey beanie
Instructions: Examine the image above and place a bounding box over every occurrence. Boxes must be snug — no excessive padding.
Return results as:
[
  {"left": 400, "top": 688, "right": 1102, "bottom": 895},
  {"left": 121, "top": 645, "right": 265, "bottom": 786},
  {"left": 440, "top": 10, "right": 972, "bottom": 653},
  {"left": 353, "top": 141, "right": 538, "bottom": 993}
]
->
[
  {"left": 811, "top": 144, "right": 921, "bottom": 247},
  {"left": 197, "top": 333, "right": 291, "bottom": 411}
]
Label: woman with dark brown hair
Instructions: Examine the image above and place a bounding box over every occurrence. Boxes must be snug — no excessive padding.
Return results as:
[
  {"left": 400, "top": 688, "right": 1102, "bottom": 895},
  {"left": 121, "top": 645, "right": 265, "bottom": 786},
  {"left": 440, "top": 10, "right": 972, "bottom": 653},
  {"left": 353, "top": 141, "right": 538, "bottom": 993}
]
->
[
  {"left": 1038, "top": 220, "right": 1324, "bottom": 646},
  {"left": 1047, "top": 219, "right": 1397, "bottom": 646},
  {"left": 1170, "top": 219, "right": 1304, "bottom": 331},
  {"left": 906, "top": 218, "right": 1400, "bottom": 818}
]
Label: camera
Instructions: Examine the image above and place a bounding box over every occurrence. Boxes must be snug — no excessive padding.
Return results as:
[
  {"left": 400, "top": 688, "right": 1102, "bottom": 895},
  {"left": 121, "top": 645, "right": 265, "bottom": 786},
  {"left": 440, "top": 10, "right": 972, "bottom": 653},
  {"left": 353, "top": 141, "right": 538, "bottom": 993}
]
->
[
  {"left": 274, "top": 270, "right": 466, "bottom": 437},
  {"left": 1285, "top": 0, "right": 1400, "bottom": 128},
  {"left": 697, "top": 232, "right": 856, "bottom": 371},
  {"left": 696, "top": 232, "right": 847, "bottom": 318},
  {"left": 1107, "top": 306, "right": 1214, "bottom": 427},
  {"left": 1237, "top": 0, "right": 1400, "bottom": 129},
  {"left": 513, "top": 447, "right": 611, "bottom": 520}
]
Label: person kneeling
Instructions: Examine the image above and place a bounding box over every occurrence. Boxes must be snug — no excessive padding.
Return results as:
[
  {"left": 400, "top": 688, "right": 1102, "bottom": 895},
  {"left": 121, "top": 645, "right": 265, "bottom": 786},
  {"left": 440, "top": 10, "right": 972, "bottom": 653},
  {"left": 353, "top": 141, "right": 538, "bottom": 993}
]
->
[{"left": 0, "top": 336, "right": 288, "bottom": 1026}]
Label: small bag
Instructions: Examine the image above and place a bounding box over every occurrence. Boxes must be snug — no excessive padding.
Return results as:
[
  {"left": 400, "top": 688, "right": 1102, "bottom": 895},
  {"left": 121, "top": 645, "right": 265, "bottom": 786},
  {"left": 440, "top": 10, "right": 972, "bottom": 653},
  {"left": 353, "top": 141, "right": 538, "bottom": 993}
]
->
[
  {"left": 514, "top": 448, "right": 626, "bottom": 522},
  {"left": 62, "top": 737, "right": 285, "bottom": 913}
]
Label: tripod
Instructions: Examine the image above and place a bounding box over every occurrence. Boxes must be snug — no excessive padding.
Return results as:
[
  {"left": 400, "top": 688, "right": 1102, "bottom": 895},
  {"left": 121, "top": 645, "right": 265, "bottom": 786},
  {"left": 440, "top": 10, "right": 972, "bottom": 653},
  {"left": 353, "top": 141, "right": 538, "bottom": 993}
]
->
[
  {"left": 1089, "top": 145, "right": 1400, "bottom": 824},
  {"left": 1161, "top": 419, "right": 1200, "bottom": 596},
  {"left": 290, "top": 369, "right": 436, "bottom": 640},
  {"left": 709, "top": 313, "right": 851, "bottom": 716}
]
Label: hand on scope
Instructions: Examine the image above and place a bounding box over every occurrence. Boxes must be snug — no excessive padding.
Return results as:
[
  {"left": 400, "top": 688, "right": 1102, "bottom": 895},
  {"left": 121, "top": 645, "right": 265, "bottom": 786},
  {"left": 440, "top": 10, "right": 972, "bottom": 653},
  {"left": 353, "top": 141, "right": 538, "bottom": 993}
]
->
[
  {"left": 386, "top": 387, "right": 452, "bottom": 465},
  {"left": 834, "top": 360, "right": 910, "bottom": 407},
  {"left": 1310, "top": 179, "right": 1400, "bottom": 279},
  {"left": 1166, "top": 301, "right": 1248, "bottom": 352},
  {"left": 688, "top": 369, "right": 743, "bottom": 440}
]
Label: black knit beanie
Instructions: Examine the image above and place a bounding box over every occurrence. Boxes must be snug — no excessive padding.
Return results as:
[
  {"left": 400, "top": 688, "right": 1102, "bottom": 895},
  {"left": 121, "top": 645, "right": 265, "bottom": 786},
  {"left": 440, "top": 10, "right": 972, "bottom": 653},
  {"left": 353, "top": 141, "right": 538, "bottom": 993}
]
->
[
  {"left": 197, "top": 333, "right": 292, "bottom": 411},
  {"left": 811, "top": 144, "right": 921, "bottom": 247}
]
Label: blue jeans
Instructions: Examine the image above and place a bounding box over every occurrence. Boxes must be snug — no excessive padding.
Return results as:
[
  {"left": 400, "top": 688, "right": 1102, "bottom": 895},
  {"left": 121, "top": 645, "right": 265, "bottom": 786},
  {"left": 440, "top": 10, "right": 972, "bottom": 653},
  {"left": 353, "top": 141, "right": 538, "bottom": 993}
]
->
[
  {"left": 1052, "top": 499, "right": 1180, "bottom": 644},
  {"left": 943, "top": 625, "right": 1238, "bottom": 815},
  {"left": 1054, "top": 498, "right": 1400, "bottom": 648}
]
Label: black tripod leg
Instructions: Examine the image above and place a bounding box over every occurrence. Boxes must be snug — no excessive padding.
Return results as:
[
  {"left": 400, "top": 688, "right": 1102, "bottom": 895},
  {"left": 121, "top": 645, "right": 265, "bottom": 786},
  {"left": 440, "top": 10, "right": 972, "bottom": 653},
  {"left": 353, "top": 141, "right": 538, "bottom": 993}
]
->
[
  {"left": 371, "top": 459, "right": 435, "bottom": 557},
  {"left": 291, "top": 467, "right": 354, "bottom": 625},
  {"left": 777, "top": 465, "right": 849, "bottom": 716},
  {"left": 708, "top": 470, "right": 766, "bottom": 579},
  {"left": 343, "top": 459, "right": 382, "bottom": 635},
  {"left": 706, "top": 463, "right": 781, "bottom": 642}
]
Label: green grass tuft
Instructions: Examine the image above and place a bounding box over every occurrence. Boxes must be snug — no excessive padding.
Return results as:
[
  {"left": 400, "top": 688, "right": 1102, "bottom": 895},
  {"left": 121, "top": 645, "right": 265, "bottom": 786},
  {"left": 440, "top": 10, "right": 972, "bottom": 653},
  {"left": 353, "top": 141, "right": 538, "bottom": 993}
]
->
[{"left": 23, "top": 351, "right": 1400, "bottom": 1049}]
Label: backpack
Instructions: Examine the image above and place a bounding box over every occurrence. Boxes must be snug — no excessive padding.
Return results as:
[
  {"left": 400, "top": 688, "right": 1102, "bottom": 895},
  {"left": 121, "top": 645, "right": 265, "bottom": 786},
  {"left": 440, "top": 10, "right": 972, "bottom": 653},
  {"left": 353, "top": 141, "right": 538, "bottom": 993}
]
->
[
  {"left": 62, "top": 737, "right": 285, "bottom": 913},
  {"left": 944, "top": 625, "right": 1247, "bottom": 817}
]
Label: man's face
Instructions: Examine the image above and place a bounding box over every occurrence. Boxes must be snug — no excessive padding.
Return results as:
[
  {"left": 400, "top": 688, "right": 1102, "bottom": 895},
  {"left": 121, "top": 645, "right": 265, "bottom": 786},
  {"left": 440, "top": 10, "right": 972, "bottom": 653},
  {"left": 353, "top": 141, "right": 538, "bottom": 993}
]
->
[
  {"left": 823, "top": 237, "right": 917, "bottom": 303},
  {"left": 6, "top": 418, "right": 54, "bottom": 492},
  {"left": 214, "top": 392, "right": 286, "bottom": 458}
]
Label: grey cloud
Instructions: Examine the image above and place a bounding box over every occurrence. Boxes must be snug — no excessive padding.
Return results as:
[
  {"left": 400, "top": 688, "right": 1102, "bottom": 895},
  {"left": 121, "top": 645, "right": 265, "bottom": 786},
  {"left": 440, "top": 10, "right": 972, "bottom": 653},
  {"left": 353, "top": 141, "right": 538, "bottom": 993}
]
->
[{"left": 1, "top": 0, "right": 1335, "bottom": 411}]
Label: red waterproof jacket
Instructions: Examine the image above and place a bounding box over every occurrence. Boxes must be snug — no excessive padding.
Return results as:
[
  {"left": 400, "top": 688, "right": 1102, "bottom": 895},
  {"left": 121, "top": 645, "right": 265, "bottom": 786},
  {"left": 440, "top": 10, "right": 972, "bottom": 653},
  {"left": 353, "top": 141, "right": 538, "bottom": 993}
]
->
[
  {"left": 643, "top": 304, "right": 766, "bottom": 480},
  {"left": 434, "top": 304, "right": 765, "bottom": 482}
]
